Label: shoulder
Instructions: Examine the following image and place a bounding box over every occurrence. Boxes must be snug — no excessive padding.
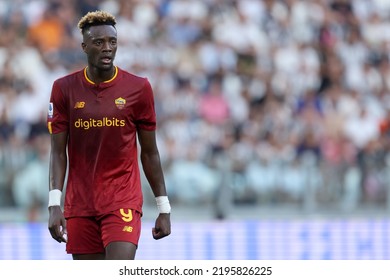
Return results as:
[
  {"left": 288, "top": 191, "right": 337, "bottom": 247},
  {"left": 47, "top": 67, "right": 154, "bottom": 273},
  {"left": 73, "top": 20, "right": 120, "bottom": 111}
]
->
[
  {"left": 118, "top": 67, "right": 151, "bottom": 89},
  {"left": 53, "top": 69, "right": 83, "bottom": 87}
]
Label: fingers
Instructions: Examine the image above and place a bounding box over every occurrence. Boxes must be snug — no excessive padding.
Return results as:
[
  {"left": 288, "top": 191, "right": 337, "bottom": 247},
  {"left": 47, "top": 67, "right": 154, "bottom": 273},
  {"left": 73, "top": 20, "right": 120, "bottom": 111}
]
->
[
  {"left": 49, "top": 228, "right": 63, "bottom": 243},
  {"left": 49, "top": 223, "right": 67, "bottom": 243},
  {"left": 60, "top": 228, "right": 68, "bottom": 243},
  {"left": 152, "top": 227, "right": 171, "bottom": 240},
  {"left": 152, "top": 227, "right": 163, "bottom": 240},
  {"left": 49, "top": 228, "right": 66, "bottom": 243},
  {"left": 48, "top": 208, "right": 67, "bottom": 243},
  {"left": 52, "top": 232, "right": 67, "bottom": 243},
  {"left": 62, "top": 232, "right": 68, "bottom": 243},
  {"left": 152, "top": 214, "right": 171, "bottom": 240},
  {"left": 48, "top": 225, "right": 59, "bottom": 241}
]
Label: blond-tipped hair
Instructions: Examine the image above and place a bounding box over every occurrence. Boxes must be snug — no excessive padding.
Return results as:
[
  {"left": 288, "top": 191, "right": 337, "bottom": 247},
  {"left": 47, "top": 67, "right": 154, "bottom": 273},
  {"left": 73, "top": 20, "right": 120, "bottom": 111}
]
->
[{"left": 78, "top": 10, "right": 116, "bottom": 33}]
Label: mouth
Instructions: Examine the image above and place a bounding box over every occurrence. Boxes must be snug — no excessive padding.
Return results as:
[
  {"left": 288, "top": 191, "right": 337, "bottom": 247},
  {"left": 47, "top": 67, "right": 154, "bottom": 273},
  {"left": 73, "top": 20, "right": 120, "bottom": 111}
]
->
[{"left": 100, "top": 57, "right": 112, "bottom": 64}]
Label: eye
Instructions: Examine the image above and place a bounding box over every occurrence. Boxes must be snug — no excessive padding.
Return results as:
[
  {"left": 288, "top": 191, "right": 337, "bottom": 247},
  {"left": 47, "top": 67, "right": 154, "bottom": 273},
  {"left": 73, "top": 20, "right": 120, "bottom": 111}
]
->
[{"left": 94, "top": 40, "right": 102, "bottom": 46}]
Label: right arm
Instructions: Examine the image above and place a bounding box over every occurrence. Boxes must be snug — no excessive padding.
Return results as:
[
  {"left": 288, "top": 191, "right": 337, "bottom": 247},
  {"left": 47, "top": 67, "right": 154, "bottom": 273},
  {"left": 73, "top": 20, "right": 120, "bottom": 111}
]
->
[{"left": 48, "top": 131, "right": 68, "bottom": 243}]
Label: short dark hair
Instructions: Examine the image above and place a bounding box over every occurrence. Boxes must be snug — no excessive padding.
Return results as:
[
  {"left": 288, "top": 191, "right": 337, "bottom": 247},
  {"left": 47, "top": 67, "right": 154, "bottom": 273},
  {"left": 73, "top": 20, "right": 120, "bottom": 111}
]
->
[{"left": 78, "top": 10, "right": 116, "bottom": 34}]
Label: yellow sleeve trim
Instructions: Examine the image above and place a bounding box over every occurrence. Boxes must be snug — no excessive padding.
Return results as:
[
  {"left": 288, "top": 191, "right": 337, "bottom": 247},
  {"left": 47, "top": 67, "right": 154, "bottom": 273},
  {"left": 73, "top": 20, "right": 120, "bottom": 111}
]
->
[{"left": 48, "top": 122, "right": 53, "bottom": 134}]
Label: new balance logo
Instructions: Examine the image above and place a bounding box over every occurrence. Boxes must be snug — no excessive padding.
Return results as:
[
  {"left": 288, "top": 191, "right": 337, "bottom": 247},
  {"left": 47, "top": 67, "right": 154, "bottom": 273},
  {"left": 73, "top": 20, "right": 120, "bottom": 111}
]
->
[
  {"left": 123, "top": 226, "right": 133, "bottom": 233},
  {"left": 74, "top": 101, "right": 85, "bottom": 109}
]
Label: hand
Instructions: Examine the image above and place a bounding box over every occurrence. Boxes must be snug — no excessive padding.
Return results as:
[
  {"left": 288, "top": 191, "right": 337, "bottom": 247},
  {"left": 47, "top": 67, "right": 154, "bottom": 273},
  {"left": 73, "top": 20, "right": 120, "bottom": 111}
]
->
[
  {"left": 152, "top": 213, "right": 171, "bottom": 240},
  {"left": 48, "top": 206, "right": 67, "bottom": 243}
]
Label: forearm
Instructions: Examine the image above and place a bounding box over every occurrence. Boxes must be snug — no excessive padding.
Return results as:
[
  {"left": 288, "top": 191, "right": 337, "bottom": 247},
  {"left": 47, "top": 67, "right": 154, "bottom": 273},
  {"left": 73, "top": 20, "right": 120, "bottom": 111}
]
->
[
  {"left": 49, "top": 132, "right": 68, "bottom": 192},
  {"left": 140, "top": 150, "right": 167, "bottom": 197},
  {"left": 49, "top": 151, "right": 67, "bottom": 191}
]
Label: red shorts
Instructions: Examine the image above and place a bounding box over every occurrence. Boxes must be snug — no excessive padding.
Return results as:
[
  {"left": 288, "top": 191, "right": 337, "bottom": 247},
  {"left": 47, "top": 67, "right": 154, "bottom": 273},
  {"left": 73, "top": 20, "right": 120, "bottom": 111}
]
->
[{"left": 65, "top": 208, "right": 141, "bottom": 255}]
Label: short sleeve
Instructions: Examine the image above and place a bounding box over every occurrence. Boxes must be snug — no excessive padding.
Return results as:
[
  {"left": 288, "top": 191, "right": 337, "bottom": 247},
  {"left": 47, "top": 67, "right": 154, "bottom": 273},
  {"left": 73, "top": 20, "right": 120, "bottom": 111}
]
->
[
  {"left": 47, "top": 80, "right": 69, "bottom": 134},
  {"left": 134, "top": 78, "right": 156, "bottom": 131}
]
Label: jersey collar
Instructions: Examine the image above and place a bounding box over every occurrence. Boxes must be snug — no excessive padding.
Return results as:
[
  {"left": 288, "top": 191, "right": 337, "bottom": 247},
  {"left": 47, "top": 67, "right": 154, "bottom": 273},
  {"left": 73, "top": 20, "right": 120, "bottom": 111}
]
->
[{"left": 84, "top": 66, "right": 118, "bottom": 86}]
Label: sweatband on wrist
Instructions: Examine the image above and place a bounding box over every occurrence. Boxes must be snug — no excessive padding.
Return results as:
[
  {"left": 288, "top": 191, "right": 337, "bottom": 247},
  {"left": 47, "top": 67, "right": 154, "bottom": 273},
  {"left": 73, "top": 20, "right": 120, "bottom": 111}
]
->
[
  {"left": 48, "top": 189, "right": 62, "bottom": 207},
  {"left": 156, "top": 196, "right": 171, "bottom": 214}
]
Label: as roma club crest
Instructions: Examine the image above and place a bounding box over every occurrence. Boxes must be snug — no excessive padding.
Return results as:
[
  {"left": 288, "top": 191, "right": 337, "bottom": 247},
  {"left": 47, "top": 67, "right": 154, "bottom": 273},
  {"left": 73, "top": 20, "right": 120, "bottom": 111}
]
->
[{"left": 115, "top": 97, "right": 126, "bottom": 110}]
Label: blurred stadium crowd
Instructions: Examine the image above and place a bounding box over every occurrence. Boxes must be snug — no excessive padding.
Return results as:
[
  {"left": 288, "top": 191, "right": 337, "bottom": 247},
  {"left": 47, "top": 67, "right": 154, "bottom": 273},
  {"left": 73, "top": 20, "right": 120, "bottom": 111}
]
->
[{"left": 1, "top": 0, "right": 390, "bottom": 220}]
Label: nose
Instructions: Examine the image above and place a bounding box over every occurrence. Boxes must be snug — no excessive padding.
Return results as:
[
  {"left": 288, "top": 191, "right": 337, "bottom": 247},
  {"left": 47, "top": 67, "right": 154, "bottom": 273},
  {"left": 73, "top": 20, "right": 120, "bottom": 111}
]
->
[{"left": 102, "top": 40, "right": 112, "bottom": 52}]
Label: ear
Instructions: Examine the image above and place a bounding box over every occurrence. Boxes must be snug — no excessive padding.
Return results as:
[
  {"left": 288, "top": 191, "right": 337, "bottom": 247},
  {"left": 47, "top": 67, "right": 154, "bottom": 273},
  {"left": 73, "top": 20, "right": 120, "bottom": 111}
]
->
[{"left": 81, "top": 42, "right": 87, "bottom": 53}]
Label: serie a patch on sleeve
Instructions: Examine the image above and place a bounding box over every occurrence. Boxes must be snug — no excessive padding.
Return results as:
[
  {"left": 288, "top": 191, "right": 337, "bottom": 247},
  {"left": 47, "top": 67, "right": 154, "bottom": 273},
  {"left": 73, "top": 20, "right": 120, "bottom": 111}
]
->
[
  {"left": 47, "top": 102, "right": 54, "bottom": 134},
  {"left": 48, "top": 102, "right": 54, "bottom": 118}
]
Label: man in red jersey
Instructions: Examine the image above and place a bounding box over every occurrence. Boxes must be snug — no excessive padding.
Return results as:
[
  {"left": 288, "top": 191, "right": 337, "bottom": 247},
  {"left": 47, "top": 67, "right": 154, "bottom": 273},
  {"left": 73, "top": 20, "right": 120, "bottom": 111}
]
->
[{"left": 47, "top": 10, "right": 171, "bottom": 260}]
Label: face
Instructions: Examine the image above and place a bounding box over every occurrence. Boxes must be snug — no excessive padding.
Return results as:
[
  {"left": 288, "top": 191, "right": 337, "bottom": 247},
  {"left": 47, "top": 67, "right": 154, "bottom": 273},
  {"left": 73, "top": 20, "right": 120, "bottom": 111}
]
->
[{"left": 82, "top": 25, "right": 117, "bottom": 71}]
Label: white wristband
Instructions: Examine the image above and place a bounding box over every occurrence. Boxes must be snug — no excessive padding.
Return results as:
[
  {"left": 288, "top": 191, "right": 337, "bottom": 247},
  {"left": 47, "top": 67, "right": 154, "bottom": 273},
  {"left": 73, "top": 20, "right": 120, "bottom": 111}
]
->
[
  {"left": 156, "top": 196, "right": 171, "bottom": 214},
  {"left": 48, "top": 189, "right": 62, "bottom": 207}
]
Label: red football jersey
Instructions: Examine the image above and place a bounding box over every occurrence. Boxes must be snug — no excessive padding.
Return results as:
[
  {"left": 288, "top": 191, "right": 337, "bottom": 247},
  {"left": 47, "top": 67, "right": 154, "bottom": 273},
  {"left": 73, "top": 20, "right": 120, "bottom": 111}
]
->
[{"left": 47, "top": 67, "right": 156, "bottom": 218}]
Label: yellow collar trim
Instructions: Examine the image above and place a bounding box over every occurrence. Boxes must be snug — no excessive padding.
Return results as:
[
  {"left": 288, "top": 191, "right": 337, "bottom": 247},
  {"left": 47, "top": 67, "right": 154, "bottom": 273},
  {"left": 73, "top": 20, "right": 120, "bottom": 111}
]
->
[{"left": 84, "top": 66, "right": 118, "bottom": 84}]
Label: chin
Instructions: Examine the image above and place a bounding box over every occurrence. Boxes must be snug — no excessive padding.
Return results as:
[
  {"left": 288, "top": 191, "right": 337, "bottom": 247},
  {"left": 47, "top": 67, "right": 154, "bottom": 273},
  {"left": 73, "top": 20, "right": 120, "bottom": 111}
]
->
[{"left": 99, "top": 64, "right": 114, "bottom": 71}]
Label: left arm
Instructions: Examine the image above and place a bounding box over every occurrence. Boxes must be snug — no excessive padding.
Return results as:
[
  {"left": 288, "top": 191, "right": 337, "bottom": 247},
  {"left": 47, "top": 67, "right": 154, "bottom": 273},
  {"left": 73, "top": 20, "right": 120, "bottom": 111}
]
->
[{"left": 137, "top": 128, "right": 171, "bottom": 240}]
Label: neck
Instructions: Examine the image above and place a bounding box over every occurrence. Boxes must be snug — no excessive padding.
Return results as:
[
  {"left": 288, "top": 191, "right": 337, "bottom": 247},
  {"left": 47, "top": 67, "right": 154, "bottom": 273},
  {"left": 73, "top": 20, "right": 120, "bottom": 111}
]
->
[{"left": 86, "top": 66, "right": 116, "bottom": 84}]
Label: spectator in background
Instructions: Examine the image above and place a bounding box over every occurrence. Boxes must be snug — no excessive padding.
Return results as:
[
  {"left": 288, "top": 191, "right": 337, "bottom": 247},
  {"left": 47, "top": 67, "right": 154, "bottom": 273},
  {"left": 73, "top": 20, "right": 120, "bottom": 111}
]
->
[
  {"left": 198, "top": 78, "right": 230, "bottom": 125},
  {"left": 27, "top": 3, "right": 65, "bottom": 54},
  {"left": 12, "top": 133, "right": 50, "bottom": 221}
]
